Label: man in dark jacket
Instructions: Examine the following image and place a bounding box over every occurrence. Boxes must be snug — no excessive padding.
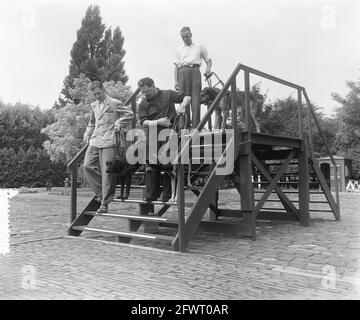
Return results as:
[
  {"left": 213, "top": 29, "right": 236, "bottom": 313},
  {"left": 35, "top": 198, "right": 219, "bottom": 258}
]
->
[{"left": 137, "top": 77, "right": 191, "bottom": 202}]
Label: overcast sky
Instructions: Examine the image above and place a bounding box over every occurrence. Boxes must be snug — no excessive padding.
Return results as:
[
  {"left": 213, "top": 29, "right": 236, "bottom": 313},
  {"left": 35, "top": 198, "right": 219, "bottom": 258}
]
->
[{"left": 0, "top": 0, "right": 359, "bottom": 116}]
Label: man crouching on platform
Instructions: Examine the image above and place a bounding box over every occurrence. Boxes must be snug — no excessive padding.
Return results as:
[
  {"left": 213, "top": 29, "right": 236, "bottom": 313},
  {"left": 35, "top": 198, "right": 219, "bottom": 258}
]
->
[{"left": 137, "top": 77, "right": 191, "bottom": 202}]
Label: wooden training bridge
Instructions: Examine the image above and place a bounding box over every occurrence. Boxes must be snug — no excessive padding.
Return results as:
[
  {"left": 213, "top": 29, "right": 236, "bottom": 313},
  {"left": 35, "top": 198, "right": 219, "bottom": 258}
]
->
[{"left": 67, "top": 63, "right": 340, "bottom": 252}]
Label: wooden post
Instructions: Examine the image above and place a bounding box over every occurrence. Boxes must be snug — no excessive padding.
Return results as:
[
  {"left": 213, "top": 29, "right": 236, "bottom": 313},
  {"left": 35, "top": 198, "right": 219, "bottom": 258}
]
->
[
  {"left": 333, "top": 164, "right": 341, "bottom": 220},
  {"left": 304, "top": 90, "right": 314, "bottom": 157},
  {"left": 238, "top": 136, "right": 255, "bottom": 239},
  {"left": 298, "top": 141, "right": 310, "bottom": 226},
  {"left": 298, "top": 89, "right": 303, "bottom": 139},
  {"left": 70, "top": 166, "right": 77, "bottom": 225},
  {"left": 231, "top": 78, "right": 238, "bottom": 142},
  {"left": 131, "top": 98, "right": 137, "bottom": 129},
  {"left": 177, "top": 164, "right": 185, "bottom": 252},
  {"left": 244, "top": 70, "right": 251, "bottom": 132}
]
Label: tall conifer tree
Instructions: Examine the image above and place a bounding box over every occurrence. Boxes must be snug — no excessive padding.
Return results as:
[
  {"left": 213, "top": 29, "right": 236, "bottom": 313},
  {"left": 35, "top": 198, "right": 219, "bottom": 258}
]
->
[{"left": 57, "top": 5, "right": 128, "bottom": 107}]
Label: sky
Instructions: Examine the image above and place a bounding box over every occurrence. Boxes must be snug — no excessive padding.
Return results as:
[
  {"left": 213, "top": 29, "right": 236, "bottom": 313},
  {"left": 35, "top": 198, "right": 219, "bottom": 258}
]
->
[{"left": 0, "top": 0, "right": 359, "bottom": 116}]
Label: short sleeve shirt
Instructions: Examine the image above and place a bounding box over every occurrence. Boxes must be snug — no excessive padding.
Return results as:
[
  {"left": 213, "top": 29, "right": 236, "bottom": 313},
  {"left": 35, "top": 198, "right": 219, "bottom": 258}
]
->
[{"left": 175, "top": 43, "right": 211, "bottom": 67}]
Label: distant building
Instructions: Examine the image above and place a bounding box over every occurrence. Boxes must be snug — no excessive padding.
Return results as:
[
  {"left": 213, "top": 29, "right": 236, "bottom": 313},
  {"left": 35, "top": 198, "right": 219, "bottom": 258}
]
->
[{"left": 317, "top": 156, "right": 353, "bottom": 192}]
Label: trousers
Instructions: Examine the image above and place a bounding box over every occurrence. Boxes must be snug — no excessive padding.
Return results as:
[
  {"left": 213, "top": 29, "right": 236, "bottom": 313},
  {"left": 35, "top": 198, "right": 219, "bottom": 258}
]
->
[
  {"left": 83, "top": 146, "right": 117, "bottom": 206},
  {"left": 178, "top": 67, "right": 201, "bottom": 129},
  {"left": 144, "top": 164, "right": 172, "bottom": 202}
]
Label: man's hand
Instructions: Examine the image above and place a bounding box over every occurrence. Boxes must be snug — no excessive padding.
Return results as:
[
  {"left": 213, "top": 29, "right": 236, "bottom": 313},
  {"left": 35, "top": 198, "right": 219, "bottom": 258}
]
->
[
  {"left": 83, "top": 136, "right": 90, "bottom": 144},
  {"left": 175, "top": 82, "right": 179, "bottom": 91},
  {"left": 114, "top": 123, "right": 126, "bottom": 132},
  {"left": 156, "top": 117, "right": 172, "bottom": 127},
  {"left": 204, "top": 70, "right": 213, "bottom": 79}
]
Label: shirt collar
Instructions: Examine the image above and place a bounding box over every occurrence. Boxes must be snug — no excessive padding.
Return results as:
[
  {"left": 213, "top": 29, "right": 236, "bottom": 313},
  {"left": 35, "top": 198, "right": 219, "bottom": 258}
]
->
[{"left": 182, "top": 42, "right": 195, "bottom": 48}]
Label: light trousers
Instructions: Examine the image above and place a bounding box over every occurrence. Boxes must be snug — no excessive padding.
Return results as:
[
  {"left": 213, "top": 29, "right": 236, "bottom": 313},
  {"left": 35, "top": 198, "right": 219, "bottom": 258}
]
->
[{"left": 83, "top": 146, "right": 117, "bottom": 206}]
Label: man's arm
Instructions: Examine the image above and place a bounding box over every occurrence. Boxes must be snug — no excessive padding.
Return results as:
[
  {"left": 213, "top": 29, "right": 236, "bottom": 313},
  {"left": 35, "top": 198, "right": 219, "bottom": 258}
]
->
[
  {"left": 174, "top": 64, "right": 179, "bottom": 91},
  {"left": 83, "top": 106, "right": 95, "bottom": 143},
  {"left": 138, "top": 100, "right": 171, "bottom": 128},
  {"left": 204, "top": 59, "right": 212, "bottom": 78},
  {"left": 114, "top": 101, "right": 134, "bottom": 130},
  {"left": 142, "top": 118, "right": 172, "bottom": 128},
  {"left": 176, "top": 96, "right": 191, "bottom": 114},
  {"left": 201, "top": 45, "right": 213, "bottom": 78}
]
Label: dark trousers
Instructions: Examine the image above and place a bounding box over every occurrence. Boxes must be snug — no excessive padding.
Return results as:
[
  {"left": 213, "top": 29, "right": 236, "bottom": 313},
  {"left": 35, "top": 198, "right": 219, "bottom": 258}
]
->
[
  {"left": 178, "top": 67, "right": 201, "bottom": 129},
  {"left": 145, "top": 164, "right": 172, "bottom": 202}
]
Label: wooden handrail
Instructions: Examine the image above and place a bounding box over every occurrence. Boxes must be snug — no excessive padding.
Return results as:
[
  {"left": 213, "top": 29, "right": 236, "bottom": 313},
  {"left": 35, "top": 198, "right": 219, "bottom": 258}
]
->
[
  {"left": 302, "top": 90, "right": 337, "bottom": 166},
  {"left": 67, "top": 144, "right": 88, "bottom": 170},
  {"left": 238, "top": 63, "right": 305, "bottom": 90},
  {"left": 124, "top": 88, "right": 140, "bottom": 106}
]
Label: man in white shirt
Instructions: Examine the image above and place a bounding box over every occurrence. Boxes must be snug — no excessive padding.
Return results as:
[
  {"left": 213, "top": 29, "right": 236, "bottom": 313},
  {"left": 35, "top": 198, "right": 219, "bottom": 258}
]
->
[{"left": 174, "top": 26, "right": 213, "bottom": 129}]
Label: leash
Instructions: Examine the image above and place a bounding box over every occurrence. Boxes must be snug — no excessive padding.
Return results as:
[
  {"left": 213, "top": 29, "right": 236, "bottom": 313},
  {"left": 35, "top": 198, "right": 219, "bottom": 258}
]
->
[
  {"left": 115, "top": 128, "right": 127, "bottom": 161},
  {"left": 205, "top": 72, "right": 225, "bottom": 88}
]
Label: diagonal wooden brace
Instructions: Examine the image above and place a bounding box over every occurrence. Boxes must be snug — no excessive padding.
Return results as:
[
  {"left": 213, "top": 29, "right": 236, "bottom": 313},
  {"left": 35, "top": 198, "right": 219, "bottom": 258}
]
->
[
  {"left": 252, "top": 150, "right": 296, "bottom": 218},
  {"left": 251, "top": 152, "right": 299, "bottom": 218}
]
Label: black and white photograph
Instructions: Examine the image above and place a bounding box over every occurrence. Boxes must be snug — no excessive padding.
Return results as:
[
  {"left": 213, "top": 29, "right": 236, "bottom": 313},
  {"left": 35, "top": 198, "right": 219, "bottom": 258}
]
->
[{"left": 0, "top": 0, "right": 360, "bottom": 305}]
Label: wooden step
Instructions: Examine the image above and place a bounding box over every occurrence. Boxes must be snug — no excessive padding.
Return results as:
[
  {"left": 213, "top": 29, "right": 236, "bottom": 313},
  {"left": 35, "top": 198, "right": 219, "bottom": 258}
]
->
[
  {"left": 116, "top": 185, "right": 146, "bottom": 189},
  {"left": 254, "top": 190, "right": 326, "bottom": 194},
  {"left": 112, "top": 198, "right": 196, "bottom": 206},
  {"left": 71, "top": 226, "right": 174, "bottom": 242},
  {"left": 84, "top": 211, "right": 170, "bottom": 223},
  {"left": 256, "top": 199, "right": 329, "bottom": 204}
]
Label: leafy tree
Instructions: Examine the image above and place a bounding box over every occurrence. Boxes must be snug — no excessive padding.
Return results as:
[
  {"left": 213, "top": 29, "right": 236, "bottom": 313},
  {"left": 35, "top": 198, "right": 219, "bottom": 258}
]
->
[
  {"left": 332, "top": 79, "right": 360, "bottom": 178},
  {"left": 58, "top": 5, "right": 128, "bottom": 107},
  {"left": 0, "top": 101, "right": 55, "bottom": 152},
  {"left": 260, "top": 96, "right": 337, "bottom": 157}
]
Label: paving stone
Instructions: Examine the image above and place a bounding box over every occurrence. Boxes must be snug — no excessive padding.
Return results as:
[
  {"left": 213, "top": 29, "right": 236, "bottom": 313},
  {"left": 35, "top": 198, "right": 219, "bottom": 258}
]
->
[{"left": 1, "top": 192, "right": 360, "bottom": 299}]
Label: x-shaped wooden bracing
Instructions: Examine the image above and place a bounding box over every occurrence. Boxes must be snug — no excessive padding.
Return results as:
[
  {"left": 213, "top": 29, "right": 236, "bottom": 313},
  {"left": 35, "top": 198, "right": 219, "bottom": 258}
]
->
[{"left": 251, "top": 150, "right": 298, "bottom": 218}]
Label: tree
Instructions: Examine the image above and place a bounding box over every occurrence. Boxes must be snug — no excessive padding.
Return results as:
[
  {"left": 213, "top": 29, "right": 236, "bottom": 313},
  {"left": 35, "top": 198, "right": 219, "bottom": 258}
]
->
[
  {"left": 43, "top": 75, "right": 133, "bottom": 165},
  {"left": 260, "top": 96, "right": 337, "bottom": 157},
  {"left": 58, "top": 5, "right": 128, "bottom": 107},
  {"left": 332, "top": 79, "right": 360, "bottom": 178},
  {"left": 0, "top": 101, "right": 55, "bottom": 152}
]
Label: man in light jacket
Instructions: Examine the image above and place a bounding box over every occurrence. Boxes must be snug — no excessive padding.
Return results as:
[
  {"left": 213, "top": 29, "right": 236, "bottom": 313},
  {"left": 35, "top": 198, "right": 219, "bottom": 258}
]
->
[{"left": 83, "top": 80, "right": 134, "bottom": 213}]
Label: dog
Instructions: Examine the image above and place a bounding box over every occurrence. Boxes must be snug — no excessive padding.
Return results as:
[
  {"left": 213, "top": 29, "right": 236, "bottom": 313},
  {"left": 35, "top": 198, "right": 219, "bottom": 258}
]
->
[
  {"left": 200, "top": 87, "right": 263, "bottom": 132},
  {"left": 106, "top": 159, "right": 142, "bottom": 200}
]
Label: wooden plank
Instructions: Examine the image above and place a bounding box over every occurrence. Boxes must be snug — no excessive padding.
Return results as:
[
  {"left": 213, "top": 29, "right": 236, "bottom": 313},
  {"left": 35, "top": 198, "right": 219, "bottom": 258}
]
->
[
  {"left": 257, "top": 211, "right": 299, "bottom": 221},
  {"left": 70, "top": 167, "right": 78, "bottom": 224},
  {"left": 177, "top": 164, "right": 185, "bottom": 252},
  {"left": 251, "top": 152, "right": 299, "bottom": 218},
  {"left": 298, "top": 140, "right": 310, "bottom": 226},
  {"left": 172, "top": 137, "right": 234, "bottom": 250},
  {"left": 68, "top": 197, "right": 101, "bottom": 236},
  {"left": 250, "top": 133, "right": 302, "bottom": 148},
  {"left": 239, "top": 146, "right": 256, "bottom": 239},
  {"left": 72, "top": 226, "right": 173, "bottom": 242},
  {"left": 298, "top": 89, "right": 303, "bottom": 138},
  {"left": 191, "top": 179, "right": 224, "bottom": 218},
  {"left": 244, "top": 70, "right": 251, "bottom": 132},
  {"left": 253, "top": 149, "right": 294, "bottom": 160},
  {"left": 253, "top": 150, "right": 295, "bottom": 218},
  {"left": 311, "top": 158, "right": 339, "bottom": 220},
  {"left": 239, "top": 63, "right": 305, "bottom": 90}
]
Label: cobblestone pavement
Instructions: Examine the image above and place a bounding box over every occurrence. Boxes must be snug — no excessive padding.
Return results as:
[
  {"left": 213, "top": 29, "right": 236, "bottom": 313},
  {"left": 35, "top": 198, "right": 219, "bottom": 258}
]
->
[{"left": 1, "top": 190, "right": 360, "bottom": 299}]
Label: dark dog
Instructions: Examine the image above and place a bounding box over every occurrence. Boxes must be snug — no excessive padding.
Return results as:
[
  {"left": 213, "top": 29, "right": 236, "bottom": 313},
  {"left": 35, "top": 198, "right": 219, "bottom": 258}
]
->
[
  {"left": 200, "top": 87, "right": 263, "bottom": 132},
  {"left": 106, "top": 159, "right": 141, "bottom": 200}
]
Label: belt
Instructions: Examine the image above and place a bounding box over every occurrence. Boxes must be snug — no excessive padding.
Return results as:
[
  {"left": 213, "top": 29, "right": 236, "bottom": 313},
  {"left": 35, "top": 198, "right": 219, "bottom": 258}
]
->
[{"left": 180, "top": 64, "right": 200, "bottom": 69}]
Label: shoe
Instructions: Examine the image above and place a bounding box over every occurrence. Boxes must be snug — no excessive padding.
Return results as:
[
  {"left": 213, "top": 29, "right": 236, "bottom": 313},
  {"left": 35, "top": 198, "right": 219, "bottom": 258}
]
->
[
  {"left": 94, "top": 195, "right": 102, "bottom": 203},
  {"left": 96, "top": 205, "right": 108, "bottom": 214}
]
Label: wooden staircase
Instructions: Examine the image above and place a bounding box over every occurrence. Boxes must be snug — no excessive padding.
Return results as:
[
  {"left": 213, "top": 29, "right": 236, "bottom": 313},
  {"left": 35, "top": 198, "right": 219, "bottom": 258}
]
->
[{"left": 67, "top": 63, "right": 340, "bottom": 252}]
